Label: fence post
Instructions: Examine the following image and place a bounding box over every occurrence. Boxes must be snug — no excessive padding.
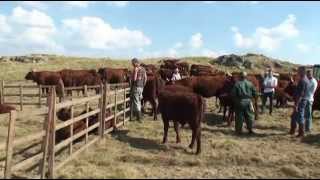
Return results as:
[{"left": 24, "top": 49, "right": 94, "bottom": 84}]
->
[
  {"left": 4, "top": 110, "right": 17, "bottom": 179},
  {"left": 84, "top": 85, "right": 88, "bottom": 97},
  {"left": 99, "top": 84, "right": 106, "bottom": 137},
  {"left": 123, "top": 87, "right": 126, "bottom": 126},
  {"left": 48, "top": 87, "right": 57, "bottom": 179},
  {"left": 85, "top": 103, "right": 89, "bottom": 144},
  {"left": 19, "top": 84, "right": 23, "bottom": 111},
  {"left": 129, "top": 87, "right": 133, "bottom": 121},
  {"left": 0, "top": 80, "right": 3, "bottom": 104},
  {"left": 39, "top": 89, "right": 55, "bottom": 178},
  {"left": 113, "top": 87, "right": 118, "bottom": 130},
  {"left": 38, "top": 85, "right": 42, "bottom": 108},
  {"left": 69, "top": 106, "right": 74, "bottom": 155}
]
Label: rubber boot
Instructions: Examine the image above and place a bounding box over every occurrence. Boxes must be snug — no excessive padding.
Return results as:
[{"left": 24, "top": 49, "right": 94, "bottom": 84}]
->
[
  {"left": 296, "top": 124, "right": 304, "bottom": 138},
  {"left": 289, "top": 122, "right": 297, "bottom": 135},
  {"left": 137, "top": 111, "right": 142, "bottom": 123}
]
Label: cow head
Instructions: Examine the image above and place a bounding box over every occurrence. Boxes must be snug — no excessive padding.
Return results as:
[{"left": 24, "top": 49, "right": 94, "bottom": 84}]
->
[{"left": 25, "top": 71, "right": 35, "bottom": 81}]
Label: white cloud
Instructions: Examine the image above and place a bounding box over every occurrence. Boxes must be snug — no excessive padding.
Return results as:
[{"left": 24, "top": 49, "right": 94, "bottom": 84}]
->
[
  {"left": 203, "top": 1, "right": 217, "bottom": 4},
  {"left": 62, "top": 16, "right": 151, "bottom": 50},
  {"left": 297, "top": 43, "right": 310, "bottom": 53},
  {"left": 190, "top": 33, "right": 203, "bottom": 49},
  {"left": 0, "top": 15, "right": 11, "bottom": 33},
  {"left": 202, "top": 49, "right": 219, "bottom": 58},
  {"left": 64, "top": 1, "right": 91, "bottom": 8},
  {"left": 21, "top": 1, "right": 48, "bottom": 10},
  {"left": 11, "top": 6, "right": 55, "bottom": 28},
  {"left": 174, "top": 42, "right": 183, "bottom": 49},
  {"left": 105, "top": 1, "right": 129, "bottom": 7},
  {"left": 231, "top": 14, "right": 299, "bottom": 51},
  {"left": 0, "top": 7, "right": 62, "bottom": 55}
]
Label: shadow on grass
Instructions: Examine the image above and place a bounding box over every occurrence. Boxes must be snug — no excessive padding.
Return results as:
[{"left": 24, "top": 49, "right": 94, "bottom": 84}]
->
[
  {"left": 301, "top": 134, "right": 320, "bottom": 147},
  {"left": 255, "top": 124, "right": 288, "bottom": 132},
  {"left": 111, "top": 130, "right": 166, "bottom": 151},
  {"left": 205, "top": 113, "right": 225, "bottom": 127}
]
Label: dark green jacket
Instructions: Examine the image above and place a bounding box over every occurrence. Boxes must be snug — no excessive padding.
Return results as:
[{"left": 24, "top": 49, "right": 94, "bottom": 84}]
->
[{"left": 231, "top": 79, "right": 257, "bottom": 106}]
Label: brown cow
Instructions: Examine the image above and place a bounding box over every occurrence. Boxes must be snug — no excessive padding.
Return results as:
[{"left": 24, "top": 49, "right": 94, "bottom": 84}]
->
[
  {"left": 141, "top": 63, "right": 157, "bottom": 74},
  {"left": 190, "top": 64, "right": 218, "bottom": 76},
  {"left": 0, "top": 104, "right": 16, "bottom": 114},
  {"left": 59, "top": 69, "right": 101, "bottom": 96},
  {"left": 313, "top": 82, "right": 320, "bottom": 114},
  {"left": 25, "top": 70, "right": 64, "bottom": 96},
  {"left": 158, "top": 90, "right": 204, "bottom": 154},
  {"left": 158, "top": 68, "right": 174, "bottom": 82},
  {"left": 98, "top": 68, "right": 130, "bottom": 84},
  {"left": 142, "top": 74, "right": 164, "bottom": 120},
  {"left": 56, "top": 107, "right": 113, "bottom": 143}
]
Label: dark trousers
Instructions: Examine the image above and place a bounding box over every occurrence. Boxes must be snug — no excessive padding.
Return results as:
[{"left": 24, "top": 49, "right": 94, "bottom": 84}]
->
[{"left": 261, "top": 92, "right": 274, "bottom": 114}]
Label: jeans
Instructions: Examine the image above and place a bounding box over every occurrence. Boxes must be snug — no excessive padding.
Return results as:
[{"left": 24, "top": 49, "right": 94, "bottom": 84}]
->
[
  {"left": 305, "top": 100, "right": 313, "bottom": 132},
  {"left": 261, "top": 92, "right": 274, "bottom": 114},
  {"left": 291, "top": 99, "right": 307, "bottom": 125},
  {"left": 131, "top": 86, "right": 143, "bottom": 113}
]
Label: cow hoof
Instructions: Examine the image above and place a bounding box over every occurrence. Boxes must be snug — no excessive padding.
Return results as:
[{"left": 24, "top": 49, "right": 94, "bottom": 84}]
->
[{"left": 189, "top": 144, "right": 194, "bottom": 149}]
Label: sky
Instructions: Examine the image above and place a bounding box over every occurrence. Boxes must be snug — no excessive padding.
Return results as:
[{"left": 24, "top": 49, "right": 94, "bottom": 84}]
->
[{"left": 0, "top": 1, "right": 319, "bottom": 65}]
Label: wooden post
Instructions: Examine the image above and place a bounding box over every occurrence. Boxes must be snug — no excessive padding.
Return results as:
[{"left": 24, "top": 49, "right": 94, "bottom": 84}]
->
[
  {"left": 39, "top": 90, "right": 55, "bottom": 178},
  {"left": 113, "top": 87, "right": 118, "bottom": 130},
  {"left": 0, "top": 80, "right": 3, "bottom": 104},
  {"left": 84, "top": 85, "right": 88, "bottom": 97},
  {"left": 129, "top": 87, "right": 133, "bottom": 121},
  {"left": 123, "top": 88, "right": 126, "bottom": 126},
  {"left": 98, "top": 84, "right": 106, "bottom": 137},
  {"left": 85, "top": 103, "right": 89, "bottom": 144},
  {"left": 4, "top": 110, "right": 17, "bottom": 179},
  {"left": 48, "top": 87, "right": 57, "bottom": 179},
  {"left": 69, "top": 106, "right": 74, "bottom": 155},
  {"left": 20, "top": 84, "right": 23, "bottom": 111},
  {"left": 39, "top": 85, "right": 42, "bottom": 108}
]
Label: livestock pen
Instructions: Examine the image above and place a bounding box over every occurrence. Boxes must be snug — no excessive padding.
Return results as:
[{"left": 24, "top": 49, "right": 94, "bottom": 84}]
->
[{"left": 0, "top": 82, "right": 131, "bottom": 179}]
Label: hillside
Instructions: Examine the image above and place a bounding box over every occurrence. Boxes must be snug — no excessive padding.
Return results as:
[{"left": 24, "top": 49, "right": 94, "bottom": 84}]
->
[{"left": 0, "top": 53, "right": 300, "bottom": 81}]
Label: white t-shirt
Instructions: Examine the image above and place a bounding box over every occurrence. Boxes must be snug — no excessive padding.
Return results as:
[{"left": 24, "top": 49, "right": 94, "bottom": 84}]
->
[
  {"left": 304, "top": 78, "right": 318, "bottom": 102},
  {"left": 263, "top": 76, "right": 278, "bottom": 93},
  {"left": 171, "top": 73, "right": 182, "bottom": 81}
]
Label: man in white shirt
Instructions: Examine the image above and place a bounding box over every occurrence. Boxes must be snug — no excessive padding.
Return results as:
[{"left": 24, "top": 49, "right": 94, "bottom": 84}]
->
[
  {"left": 261, "top": 68, "right": 278, "bottom": 115},
  {"left": 171, "top": 67, "right": 182, "bottom": 82},
  {"left": 304, "top": 69, "right": 318, "bottom": 133}
]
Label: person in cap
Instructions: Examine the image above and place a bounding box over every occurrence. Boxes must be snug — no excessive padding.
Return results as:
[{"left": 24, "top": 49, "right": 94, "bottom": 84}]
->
[
  {"left": 261, "top": 67, "right": 278, "bottom": 115},
  {"left": 290, "top": 66, "right": 309, "bottom": 137},
  {"left": 130, "top": 58, "right": 147, "bottom": 122},
  {"left": 231, "top": 71, "right": 258, "bottom": 135},
  {"left": 171, "top": 67, "right": 182, "bottom": 82}
]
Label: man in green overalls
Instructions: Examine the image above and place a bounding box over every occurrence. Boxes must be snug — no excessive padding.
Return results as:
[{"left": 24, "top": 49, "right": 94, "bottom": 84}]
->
[{"left": 231, "top": 71, "right": 258, "bottom": 135}]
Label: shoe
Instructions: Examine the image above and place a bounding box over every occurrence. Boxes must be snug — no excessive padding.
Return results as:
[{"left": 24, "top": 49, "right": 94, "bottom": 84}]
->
[
  {"left": 289, "top": 123, "right": 297, "bottom": 135},
  {"left": 248, "top": 130, "right": 256, "bottom": 135},
  {"left": 296, "top": 124, "right": 304, "bottom": 138}
]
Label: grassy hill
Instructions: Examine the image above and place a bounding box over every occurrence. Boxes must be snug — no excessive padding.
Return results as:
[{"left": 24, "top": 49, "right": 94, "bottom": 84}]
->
[{"left": 0, "top": 53, "right": 300, "bottom": 81}]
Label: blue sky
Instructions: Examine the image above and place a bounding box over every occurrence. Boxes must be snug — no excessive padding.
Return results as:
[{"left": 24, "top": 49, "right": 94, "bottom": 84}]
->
[{"left": 0, "top": 1, "right": 319, "bottom": 65}]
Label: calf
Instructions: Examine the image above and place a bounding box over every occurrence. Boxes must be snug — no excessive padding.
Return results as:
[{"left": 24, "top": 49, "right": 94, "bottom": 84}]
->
[
  {"left": 0, "top": 104, "right": 16, "bottom": 114},
  {"left": 158, "top": 91, "right": 204, "bottom": 154}
]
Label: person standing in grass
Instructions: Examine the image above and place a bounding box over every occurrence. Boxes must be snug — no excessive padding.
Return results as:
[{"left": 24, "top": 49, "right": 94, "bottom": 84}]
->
[
  {"left": 231, "top": 71, "right": 258, "bottom": 135},
  {"left": 304, "top": 69, "right": 318, "bottom": 134},
  {"left": 261, "top": 67, "right": 278, "bottom": 115},
  {"left": 130, "top": 58, "right": 147, "bottom": 122},
  {"left": 290, "top": 66, "right": 309, "bottom": 137}
]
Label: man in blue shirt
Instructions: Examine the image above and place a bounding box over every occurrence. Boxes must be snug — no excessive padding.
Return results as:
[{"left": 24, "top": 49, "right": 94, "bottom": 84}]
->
[{"left": 290, "top": 66, "right": 309, "bottom": 137}]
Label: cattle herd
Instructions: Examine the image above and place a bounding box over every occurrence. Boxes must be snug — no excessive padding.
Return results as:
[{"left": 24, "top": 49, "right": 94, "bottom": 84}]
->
[{"left": 0, "top": 58, "right": 319, "bottom": 155}]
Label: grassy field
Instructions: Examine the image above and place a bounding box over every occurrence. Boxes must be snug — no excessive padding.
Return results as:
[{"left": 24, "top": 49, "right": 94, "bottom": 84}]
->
[{"left": 0, "top": 55, "right": 318, "bottom": 178}]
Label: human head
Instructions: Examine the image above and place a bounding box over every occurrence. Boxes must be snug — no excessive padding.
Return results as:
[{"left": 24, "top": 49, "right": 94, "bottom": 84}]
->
[
  {"left": 307, "top": 69, "right": 313, "bottom": 79},
  {"left": 267, "top": 67, "right": 273, "bottom": 77},
  {"left": 298, "top": 66, "right": 306, "bottom": 78},
  {"left": 240, "top": 71, "right": 247, "bottom": 80},
  {"left": 131, "top": 58, "right": 140, "bottom": 67}
]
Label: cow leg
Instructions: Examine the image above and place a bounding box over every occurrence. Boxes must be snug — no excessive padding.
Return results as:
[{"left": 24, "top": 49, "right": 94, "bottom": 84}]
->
[
  {"left": 189, "top": 127, "right": 196, "bottom": 149},
  {"left": 151, "top": 99, "right": 158, "bottom": 120},
  {"left": 223, "top": 105, "right": 227, "bottom": 122},
  {"left": 174, "top": 121, "right": 181, "bottom": 143},
  {"left": 162, "top": 118, "right": 169, "bottom": 144},
  {"left": 196, "top": 127, "right": 201, "bottom": 155}
]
